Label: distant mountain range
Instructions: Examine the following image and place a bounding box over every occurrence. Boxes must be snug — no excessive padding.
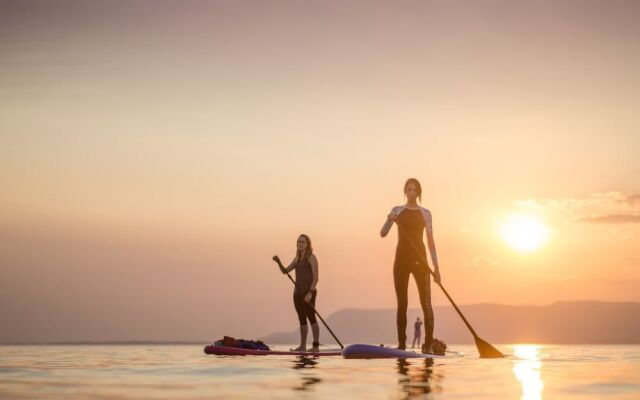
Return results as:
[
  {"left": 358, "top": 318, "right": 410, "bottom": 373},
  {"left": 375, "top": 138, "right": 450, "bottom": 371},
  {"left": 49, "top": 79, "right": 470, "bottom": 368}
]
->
[{"left": 261, "top": 301, "right": 640, "bottom": 344}]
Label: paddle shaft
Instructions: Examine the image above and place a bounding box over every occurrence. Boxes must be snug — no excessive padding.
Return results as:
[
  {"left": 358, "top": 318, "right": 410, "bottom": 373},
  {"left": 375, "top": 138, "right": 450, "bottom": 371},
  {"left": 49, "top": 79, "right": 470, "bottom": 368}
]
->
[
  {"left": 275, "top": 260, "right": 344, "bottom": 349},
  {"left": 396, "top": 224, "right": 502, "bottom": 356},
  {"left": 434, "top": 277, "right": 479, "bottom": 337}
]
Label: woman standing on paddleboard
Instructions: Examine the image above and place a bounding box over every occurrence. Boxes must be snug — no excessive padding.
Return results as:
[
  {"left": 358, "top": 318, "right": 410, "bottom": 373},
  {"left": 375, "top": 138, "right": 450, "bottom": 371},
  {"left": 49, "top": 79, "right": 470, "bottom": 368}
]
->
[
  {"left": 380, "top": 178, "right": 441, "bottom": 354},
  {"left": 272, "top": 234, "right": 320, "bottom": 352}
]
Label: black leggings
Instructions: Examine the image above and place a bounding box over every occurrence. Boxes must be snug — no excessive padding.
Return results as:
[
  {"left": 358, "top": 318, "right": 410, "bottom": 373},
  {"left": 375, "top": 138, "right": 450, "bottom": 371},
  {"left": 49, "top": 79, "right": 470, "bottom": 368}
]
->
[
  {"left": 293, "top": 290, "right": 317, "bottom": 326},
  {"left": 394, "top": 260, "right": 434, "bottom": 346}
]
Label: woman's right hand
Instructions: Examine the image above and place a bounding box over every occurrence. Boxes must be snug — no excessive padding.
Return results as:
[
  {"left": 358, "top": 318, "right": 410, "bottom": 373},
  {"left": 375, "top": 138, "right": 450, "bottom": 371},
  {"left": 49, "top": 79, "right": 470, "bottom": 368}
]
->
[{"left": 273, "top": 255, "right": 287, "bottom": 274}]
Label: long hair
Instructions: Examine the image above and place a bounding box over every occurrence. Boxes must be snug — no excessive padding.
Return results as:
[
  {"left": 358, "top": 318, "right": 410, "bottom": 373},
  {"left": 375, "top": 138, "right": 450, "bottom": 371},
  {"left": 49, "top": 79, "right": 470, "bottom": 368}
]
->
[
  {"left": 404, "top": 178, "right": 422, "bottom": 203},
  {"left": 296, "top": 234, "right": 313, "bottom": 262}
]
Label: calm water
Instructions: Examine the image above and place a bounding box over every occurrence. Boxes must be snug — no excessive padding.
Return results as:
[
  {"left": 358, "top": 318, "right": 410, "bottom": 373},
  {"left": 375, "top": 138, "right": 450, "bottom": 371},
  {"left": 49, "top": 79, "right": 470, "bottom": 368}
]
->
[{"left": 1, "top": 344, "right": 639, "bottom": 399}]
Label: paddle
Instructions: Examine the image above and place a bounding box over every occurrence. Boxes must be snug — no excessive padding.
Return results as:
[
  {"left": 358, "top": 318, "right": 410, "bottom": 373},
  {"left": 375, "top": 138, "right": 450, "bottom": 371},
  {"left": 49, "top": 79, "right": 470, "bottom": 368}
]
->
[
  {"left": 272, "top": 256, "right": 344, "bottom": 349},
  {"left": 397, "top": 225, "right": 504, "bottom": 358}
]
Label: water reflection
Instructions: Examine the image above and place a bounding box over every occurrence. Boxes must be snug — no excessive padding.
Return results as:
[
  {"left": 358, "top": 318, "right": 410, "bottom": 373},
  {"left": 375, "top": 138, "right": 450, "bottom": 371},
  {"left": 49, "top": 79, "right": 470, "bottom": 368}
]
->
[
  {"left": 291, "top": 356, "right": 321, "bottom": 392},
  {"left": 291, "top": 355, "right": 318, "bottom": 369},
  {"left": 513, "top": 345, "right": 544, "bottom": 400},
  {"left": 397, "top": 358, "right": 438, "bottom": 399}
]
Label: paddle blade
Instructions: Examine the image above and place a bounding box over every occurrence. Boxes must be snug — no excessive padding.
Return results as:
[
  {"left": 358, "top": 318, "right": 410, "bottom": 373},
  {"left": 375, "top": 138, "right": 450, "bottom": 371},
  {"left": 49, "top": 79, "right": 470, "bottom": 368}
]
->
[{"left": 474, "top": 336, "right": 504, "bottom": 358}]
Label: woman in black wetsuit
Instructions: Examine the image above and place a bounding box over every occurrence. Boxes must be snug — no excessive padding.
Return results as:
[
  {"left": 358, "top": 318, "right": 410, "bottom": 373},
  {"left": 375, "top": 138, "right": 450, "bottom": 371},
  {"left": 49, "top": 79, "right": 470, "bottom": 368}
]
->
[
  {"left": 273, "top": 234, "right": 320, "bottom": 352},
  {"left": 380, "top": 178, "right": 442, "bottom": 354}
]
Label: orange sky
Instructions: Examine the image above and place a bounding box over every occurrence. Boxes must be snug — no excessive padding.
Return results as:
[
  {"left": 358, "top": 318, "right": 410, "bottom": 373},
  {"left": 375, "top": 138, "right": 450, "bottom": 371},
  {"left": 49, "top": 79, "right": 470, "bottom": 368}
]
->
[{"left": 1, "top": 1, "right": 639, "bottom": 342}]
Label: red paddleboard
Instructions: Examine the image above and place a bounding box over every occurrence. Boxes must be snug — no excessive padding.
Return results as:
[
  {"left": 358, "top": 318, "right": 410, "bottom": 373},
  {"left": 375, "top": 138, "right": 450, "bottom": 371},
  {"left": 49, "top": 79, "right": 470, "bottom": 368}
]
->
[{"left": 204, "top": 345, "right": 342, "bottom": 356}]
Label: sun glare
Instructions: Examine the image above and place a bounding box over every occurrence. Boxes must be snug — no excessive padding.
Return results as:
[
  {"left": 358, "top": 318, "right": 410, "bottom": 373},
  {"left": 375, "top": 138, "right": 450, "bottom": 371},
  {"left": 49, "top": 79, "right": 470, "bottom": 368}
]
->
[
  {"left": 513, "top": 345, "right": 543, "bottom": 400},
  {"left": 500, "top": 214, "right": 549, "bottom": 252}
]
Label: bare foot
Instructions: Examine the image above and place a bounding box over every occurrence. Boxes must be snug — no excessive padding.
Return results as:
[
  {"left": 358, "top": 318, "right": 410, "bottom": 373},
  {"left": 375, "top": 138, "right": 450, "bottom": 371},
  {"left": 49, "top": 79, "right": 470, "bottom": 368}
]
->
[
  {"left": 421, "top": 343, "right": 433, "bottom": 354},
  {"left": 310, "top": 346, "right": 320, "bottom": 353},
  {"left": 291, "top": 345, "right": 306, "bottom": 352}
]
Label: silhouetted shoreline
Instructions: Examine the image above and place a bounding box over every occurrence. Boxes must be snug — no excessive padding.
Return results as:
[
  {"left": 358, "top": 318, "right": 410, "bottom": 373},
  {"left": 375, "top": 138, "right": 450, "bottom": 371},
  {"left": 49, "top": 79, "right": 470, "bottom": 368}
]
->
[
  {"left": 3, "top": 300, "right": 638, "bottom": 345},
  {"left": 0, "top": 341, "right": 207, "bottom": 346},
  {"left": 263, "top": 300, "right": 640, "bottom": 345}
]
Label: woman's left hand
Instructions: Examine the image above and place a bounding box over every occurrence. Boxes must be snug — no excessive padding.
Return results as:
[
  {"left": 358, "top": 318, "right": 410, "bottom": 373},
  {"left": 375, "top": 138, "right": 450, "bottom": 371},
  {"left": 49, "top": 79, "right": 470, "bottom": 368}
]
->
[
  {"left": 433, "top": 269, "right": 442, "bottom": 285},
  {"left": 304, "top": 292, "right": 313, "bottom": 303}
]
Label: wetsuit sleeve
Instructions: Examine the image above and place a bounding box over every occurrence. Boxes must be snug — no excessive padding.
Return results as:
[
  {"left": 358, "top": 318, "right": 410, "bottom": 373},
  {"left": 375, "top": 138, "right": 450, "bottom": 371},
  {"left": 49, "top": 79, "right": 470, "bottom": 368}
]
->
[
  {"left": 424, "top": 210, "right": 439, "bottom": 269},
  {"left": 380, "top": 207, "right": 398, "bottom": 237}
]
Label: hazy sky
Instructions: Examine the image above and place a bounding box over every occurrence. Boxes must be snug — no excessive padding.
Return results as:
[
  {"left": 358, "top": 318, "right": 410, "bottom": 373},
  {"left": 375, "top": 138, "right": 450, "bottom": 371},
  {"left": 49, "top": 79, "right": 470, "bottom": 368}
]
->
[{"left": 1, "top": 0, "right": 639, "bottom": 342}]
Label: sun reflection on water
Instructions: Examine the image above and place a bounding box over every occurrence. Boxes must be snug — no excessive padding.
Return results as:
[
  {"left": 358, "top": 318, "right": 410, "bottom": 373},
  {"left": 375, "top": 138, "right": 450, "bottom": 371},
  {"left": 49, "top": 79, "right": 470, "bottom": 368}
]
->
[{"left": 513, "top": 345, "right": 544, "bottom": 400}]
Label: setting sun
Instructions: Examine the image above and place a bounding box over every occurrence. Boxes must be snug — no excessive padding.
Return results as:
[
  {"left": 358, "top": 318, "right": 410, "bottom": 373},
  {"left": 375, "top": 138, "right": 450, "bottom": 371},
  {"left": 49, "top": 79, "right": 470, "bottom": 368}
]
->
[{"left": 500, "top": 214, "right": 550, "bottom": 252}]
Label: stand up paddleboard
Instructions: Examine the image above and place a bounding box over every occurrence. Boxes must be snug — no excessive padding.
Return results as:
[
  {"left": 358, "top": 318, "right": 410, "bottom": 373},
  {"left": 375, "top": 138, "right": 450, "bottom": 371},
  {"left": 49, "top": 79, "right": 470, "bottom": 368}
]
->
[
  {"left": 204, "top": 345, "right": 342, "bottom": 356},
  {"left": 205, "top": 344, "right": 451, "bottom": 358},
  {"left": 342, "top": 344, "right": 448, "bottom": 359}
]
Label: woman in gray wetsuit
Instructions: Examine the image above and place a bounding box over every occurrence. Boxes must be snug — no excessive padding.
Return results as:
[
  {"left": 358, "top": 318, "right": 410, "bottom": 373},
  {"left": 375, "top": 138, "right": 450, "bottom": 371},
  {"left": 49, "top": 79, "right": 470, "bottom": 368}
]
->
[
  {"left": 380, "top": 178, "right": 442, "bottom": 354},
  {"left": 273, "top": 234, "right": 319, "bottom": 352}
]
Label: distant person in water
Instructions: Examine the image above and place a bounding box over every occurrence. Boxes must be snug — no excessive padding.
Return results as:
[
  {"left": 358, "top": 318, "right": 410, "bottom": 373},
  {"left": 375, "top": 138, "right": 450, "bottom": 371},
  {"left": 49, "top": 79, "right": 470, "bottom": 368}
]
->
[
  {"left": 412, "top": 317, "right": 423, "bottom": 348},
  {"left": 381, "top": 178, "right": 441, "bottom": 354},
  {"left": 272, "top": 234, "right": 320, "bottom": 352}
]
